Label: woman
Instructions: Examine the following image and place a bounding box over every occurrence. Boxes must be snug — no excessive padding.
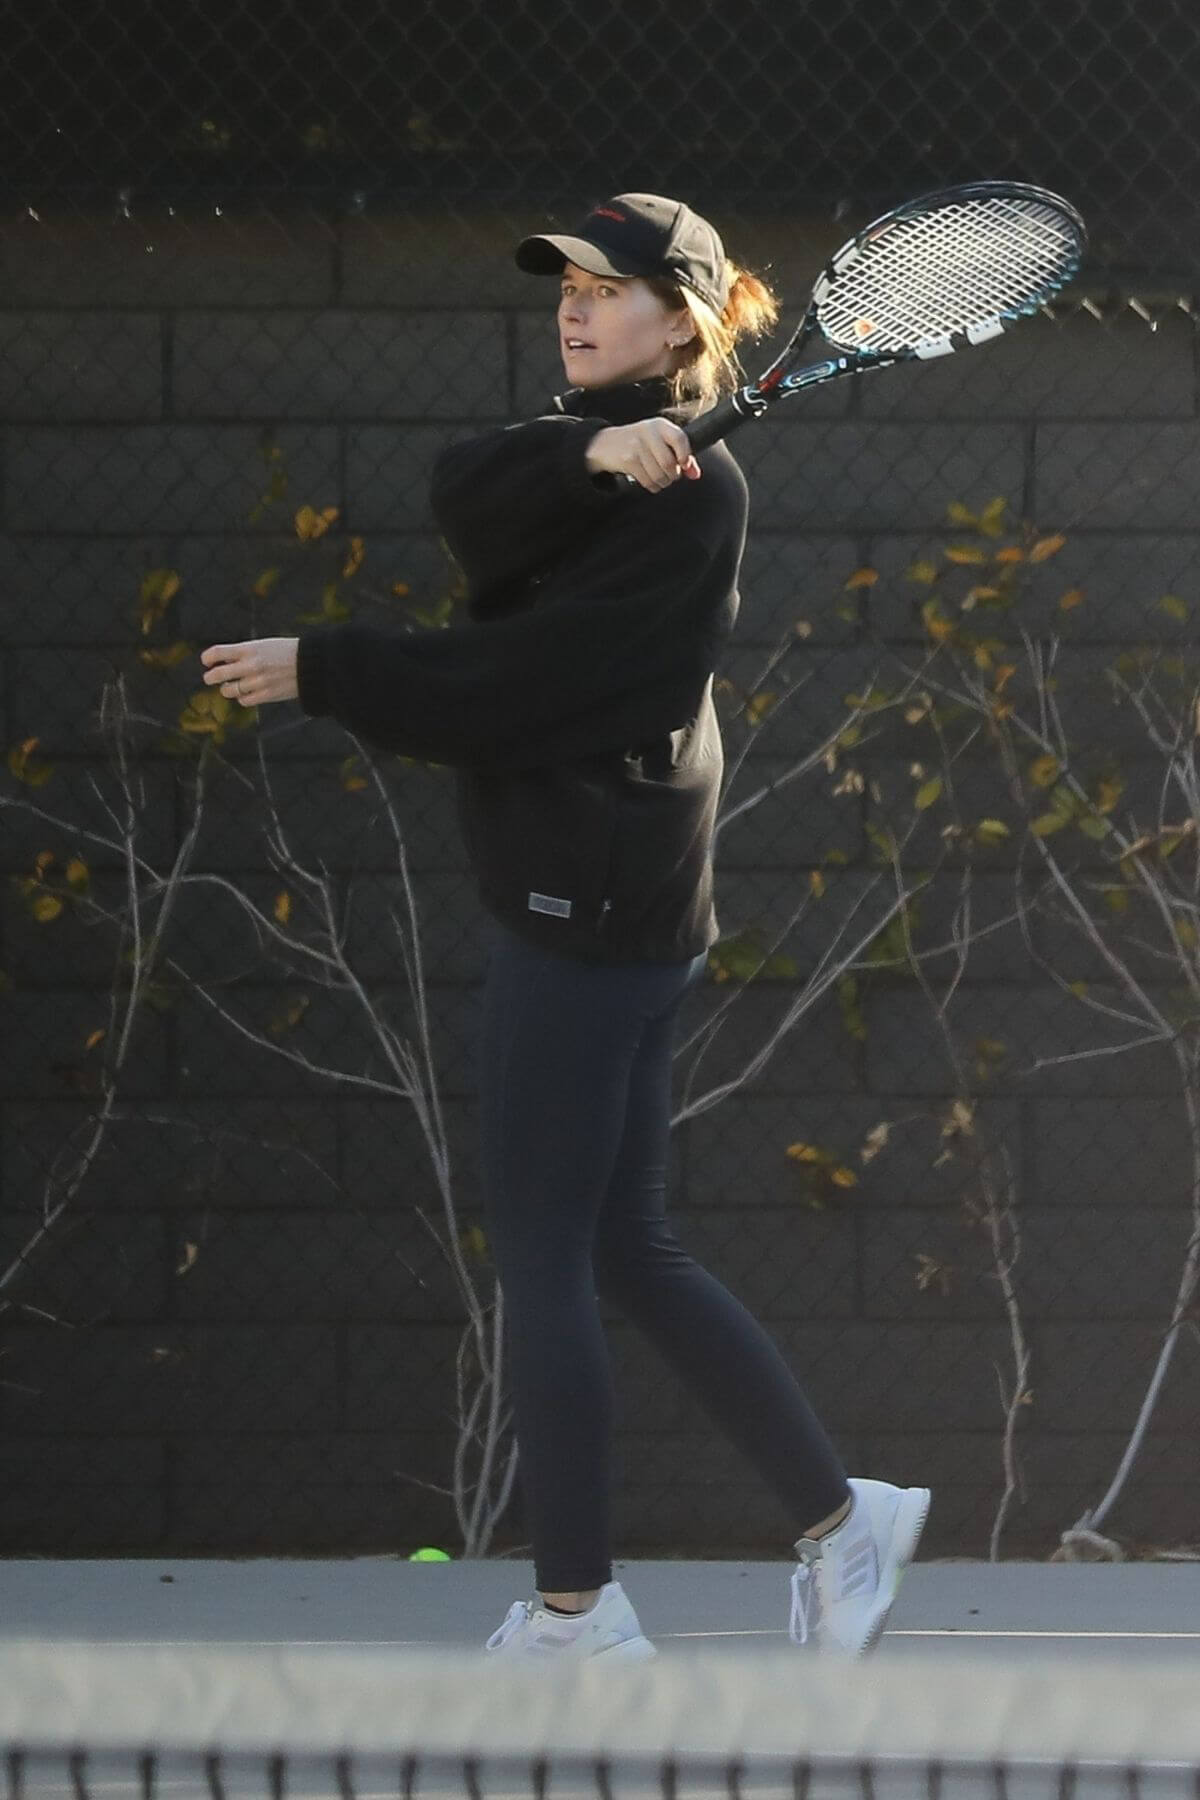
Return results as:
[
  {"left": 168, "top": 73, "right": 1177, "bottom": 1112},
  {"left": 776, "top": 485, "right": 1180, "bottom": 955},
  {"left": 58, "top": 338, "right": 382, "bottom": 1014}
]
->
[{"left": 199, "top": 192, "right": 929, "bottom": 1663}]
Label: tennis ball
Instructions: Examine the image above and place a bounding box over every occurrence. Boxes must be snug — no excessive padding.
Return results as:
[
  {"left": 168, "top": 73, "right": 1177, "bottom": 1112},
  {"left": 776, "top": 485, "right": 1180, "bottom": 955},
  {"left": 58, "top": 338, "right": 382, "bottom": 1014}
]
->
[{"left": 408, "top": 1546, "right": 452, "bottom": 1561}]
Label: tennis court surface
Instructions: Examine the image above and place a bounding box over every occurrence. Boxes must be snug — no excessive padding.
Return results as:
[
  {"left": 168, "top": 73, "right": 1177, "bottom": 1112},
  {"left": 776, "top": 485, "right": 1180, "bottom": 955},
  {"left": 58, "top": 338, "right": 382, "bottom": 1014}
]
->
[{"left": 2, "top": 1557, "right": 1198, "bottom": 1797}]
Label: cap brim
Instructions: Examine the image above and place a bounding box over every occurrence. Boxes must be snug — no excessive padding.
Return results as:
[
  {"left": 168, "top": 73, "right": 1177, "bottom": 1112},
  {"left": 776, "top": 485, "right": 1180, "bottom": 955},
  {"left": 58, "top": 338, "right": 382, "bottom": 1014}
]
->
[{"left": 514, "top": 232, "right": 647, "bottom": 279}]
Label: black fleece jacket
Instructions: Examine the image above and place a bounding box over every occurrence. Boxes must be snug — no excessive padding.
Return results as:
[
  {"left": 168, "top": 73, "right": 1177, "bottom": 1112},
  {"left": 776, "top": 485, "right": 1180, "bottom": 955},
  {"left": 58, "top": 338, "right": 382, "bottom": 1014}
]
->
[{"left": 295, "top": 374, "right": 749, "bottom": 963}]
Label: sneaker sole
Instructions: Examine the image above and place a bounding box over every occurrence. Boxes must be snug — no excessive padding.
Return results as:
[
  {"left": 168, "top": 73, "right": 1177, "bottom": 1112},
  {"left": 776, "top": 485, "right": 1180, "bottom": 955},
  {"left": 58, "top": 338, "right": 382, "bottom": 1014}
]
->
[{"left": 593, "top": 1633, "right": 658, "bottom": 1661}]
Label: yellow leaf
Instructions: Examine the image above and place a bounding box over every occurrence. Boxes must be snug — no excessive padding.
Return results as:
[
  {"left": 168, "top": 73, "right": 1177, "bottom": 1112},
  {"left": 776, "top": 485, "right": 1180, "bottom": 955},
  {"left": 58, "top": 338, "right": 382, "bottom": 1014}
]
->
[
  {"left": 786, "top": 1142, "right": 828, "bottom": 1165},
  {"left": 1104, "top": 886, "right": 1130, "bottom": 915},
  {"left": 962, "top": 586, "right": 1003, "bottom": 609},
  {"left": 1095, "top": 776, "right": 1123, "bottom": 814},
  {"left": 979, "top": 496, "right": 1009, "bottom": 536},
  {"left": 1059, "top": 587, "right": 1085, "bottom": 611},
  {"left": 1029, "top": 755, "right": 1060, "bottom": 788},
  {"left": 392, "top": 581, "right": 411, "bottom": 597},
  {"left": 1031, "top": 811, "right": 1069, "bottom": 837},
  {"left": 32, "top": 895, "right": 63, "bottom": 922},
  {"left": 295, "top": 504, "right": 340, "bottom": 541},
  {"left": 830, "top": 1166, "right": 857, "bottom": 1188},
  {"left": 974, "top": 818, "right": 1011, "bottom": 844},
  {"left": 794, "top": 619, "right": 813, "bottom": 639},
  {"left": 1159, "top": 594, "right": 1189, "bottom": 622},
  {"left": 176, "top": 1241, "right": 199, "bottom": 1275},
  {"left": 253, "top": 568, "right": 281, "bottom": 599},
  {"left": 84, "top": 1028, "right": 106, "bottom": 1050},
  {"left": 809, "top": 869, "right": 826, "bottom": 898},
  {"left": 1068, "top": 980, "right": 1089, "bottom": 998},
  {"left": 994, "top": 545, "right": 1025, "bottom": 564},
  {"left": 1029, "top": 533, "right": 1067, "bottom": 563},
  {"left": 844, "top": 566, "right": 878, "bottom": 589},
  {"left": 343, "top": 536, "right": 366, "bottom": 579},
  {"left": 65, "top": 858, "right": 89, "bottom": 890},
  {"left": 921, "top": 600, "right": 954, "bottom": 644},
  {"left": 745, "top": 691, "right": 777, "bottom": 726},
  {"left": 945, "top": 502, "right": 977, "bottom": 526},
  {"left": 907, "top": 559, "right": 939, "bottom": 585},
  {"left": 915, "top": 776, "right": 943, "bottom": 811},
  {"left": 274, "top": 890, "right": 292, "bottom": 925},
  {"left": 1176, "top": 918, "right": 1198, "bottom": 949},
  {"left": 138, "top": 641, "right": 194, "bottom": 670},
  {"left": 944, "top": 545, "right": 987, "bottom": 565}
]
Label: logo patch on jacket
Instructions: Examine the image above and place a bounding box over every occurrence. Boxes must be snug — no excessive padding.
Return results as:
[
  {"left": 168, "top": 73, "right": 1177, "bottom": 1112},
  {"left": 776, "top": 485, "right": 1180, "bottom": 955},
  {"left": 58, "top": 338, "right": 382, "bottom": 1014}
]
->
[{"left": 528, "top": 891, "right": 572, "bottom": 918}]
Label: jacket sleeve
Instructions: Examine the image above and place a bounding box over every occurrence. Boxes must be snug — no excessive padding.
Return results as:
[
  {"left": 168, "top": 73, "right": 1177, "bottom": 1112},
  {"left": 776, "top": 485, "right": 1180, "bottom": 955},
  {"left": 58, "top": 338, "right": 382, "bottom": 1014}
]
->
[
  {"left": 428, "top": 414, "right": 625, "bottom": 592},
  {"left": 295, "top": 473, "right": 739, "bottom": 773}
]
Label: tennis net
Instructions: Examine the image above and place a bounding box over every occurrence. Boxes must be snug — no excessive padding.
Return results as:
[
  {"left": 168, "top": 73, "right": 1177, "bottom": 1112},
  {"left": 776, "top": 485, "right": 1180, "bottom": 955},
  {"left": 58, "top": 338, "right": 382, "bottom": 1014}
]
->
[{"left": 1, "top": 1636, "right": 1197, "bottom": 1800}]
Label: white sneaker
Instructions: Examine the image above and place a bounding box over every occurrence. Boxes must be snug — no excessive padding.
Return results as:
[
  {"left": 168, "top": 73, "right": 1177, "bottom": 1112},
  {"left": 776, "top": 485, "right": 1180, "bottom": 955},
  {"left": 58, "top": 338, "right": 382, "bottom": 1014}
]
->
[
  {"left": 789, "top": 1477, "right": 931, "bottom": 1657},
  {"left": 484, "top": 1579, "right": 657, "bottom": 1662}
]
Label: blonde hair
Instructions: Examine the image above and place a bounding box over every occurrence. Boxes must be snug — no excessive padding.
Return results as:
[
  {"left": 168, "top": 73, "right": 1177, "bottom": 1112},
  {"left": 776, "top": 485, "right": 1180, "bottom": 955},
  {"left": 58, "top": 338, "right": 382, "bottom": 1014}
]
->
[{"left": 646, "top": 260, "right": 781, "bottom": 410}]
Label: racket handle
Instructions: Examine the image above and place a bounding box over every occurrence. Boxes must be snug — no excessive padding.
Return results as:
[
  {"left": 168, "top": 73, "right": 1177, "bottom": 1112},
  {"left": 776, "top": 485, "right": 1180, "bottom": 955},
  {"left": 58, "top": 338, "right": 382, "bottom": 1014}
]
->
[{"left": 686, "top": 390, "right": 766, "bottom": 454}]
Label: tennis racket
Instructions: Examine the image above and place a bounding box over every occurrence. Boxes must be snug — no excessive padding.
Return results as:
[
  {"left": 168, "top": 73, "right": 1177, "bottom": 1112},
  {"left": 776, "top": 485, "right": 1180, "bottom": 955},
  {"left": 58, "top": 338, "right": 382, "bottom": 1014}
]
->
[{"left": 685, "top": 180, "right": 1086, "bottom": 453}]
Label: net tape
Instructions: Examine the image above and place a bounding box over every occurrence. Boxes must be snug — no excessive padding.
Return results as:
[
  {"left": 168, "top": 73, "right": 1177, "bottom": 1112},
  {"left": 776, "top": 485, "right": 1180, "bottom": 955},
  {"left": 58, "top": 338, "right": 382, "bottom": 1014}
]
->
[
  {"left": 2, "top": 1640, "right": 1199, "bottom": 1796},
  {"left": 818, "top": 199, "right": 1079, "bottom": 354}
]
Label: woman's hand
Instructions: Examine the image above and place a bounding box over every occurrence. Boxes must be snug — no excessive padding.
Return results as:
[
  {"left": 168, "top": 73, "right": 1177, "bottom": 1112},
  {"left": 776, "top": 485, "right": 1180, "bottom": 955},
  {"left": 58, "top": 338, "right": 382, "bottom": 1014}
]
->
[
  {"left": 584, "top": 420, "right": 702, "bottom": 492},
  {"left": 199, "top": 637, "right": 300, "bottom": 706}
]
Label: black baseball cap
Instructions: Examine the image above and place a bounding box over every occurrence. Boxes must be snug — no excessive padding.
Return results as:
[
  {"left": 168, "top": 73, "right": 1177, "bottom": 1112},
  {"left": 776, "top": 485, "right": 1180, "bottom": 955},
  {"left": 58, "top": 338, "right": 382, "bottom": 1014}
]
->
[{"left": 515, "top": 192, "right": 730, "bottom": 315}]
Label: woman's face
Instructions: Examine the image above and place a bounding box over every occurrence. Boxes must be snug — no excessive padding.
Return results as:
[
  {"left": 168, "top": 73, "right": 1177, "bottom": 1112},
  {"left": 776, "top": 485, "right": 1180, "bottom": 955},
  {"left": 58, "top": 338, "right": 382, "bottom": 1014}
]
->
[{"left": 557, "top": 260, "right": 693, "bottom": 388}]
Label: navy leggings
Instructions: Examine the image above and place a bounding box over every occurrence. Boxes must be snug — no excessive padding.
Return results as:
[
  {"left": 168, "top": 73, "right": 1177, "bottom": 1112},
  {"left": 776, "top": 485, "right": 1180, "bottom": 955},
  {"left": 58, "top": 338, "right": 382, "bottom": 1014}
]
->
[{"left": 478, "top": 916, "right": 850, "bottom": 1593}]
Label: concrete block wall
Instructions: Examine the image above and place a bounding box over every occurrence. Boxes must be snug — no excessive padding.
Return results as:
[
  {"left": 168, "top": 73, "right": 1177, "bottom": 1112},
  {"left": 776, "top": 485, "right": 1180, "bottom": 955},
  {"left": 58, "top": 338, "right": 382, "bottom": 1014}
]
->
[{"left": 1, "top": 201, "right": 1197, "bottom": 1559}]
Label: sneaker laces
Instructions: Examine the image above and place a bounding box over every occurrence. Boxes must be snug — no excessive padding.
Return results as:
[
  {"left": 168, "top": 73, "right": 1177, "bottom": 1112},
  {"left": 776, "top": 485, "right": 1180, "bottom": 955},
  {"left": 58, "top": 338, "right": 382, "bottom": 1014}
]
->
[{"left": 788, "top": 1541, "right": 822, "bottom": 1646}]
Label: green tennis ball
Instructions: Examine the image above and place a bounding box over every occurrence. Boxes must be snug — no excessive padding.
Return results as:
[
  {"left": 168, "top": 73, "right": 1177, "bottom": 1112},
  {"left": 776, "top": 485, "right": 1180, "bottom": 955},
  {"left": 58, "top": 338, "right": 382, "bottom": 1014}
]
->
[{"left": 408, "top": 1546, "right": 452, "bottom": 1562}]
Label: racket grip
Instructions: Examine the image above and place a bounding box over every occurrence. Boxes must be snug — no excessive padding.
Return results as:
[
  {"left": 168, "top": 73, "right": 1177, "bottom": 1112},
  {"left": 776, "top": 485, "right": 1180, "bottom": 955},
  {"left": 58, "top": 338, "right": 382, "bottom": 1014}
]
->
[{"left": 685, "top": 391, "right": 762, "bottom": 454}]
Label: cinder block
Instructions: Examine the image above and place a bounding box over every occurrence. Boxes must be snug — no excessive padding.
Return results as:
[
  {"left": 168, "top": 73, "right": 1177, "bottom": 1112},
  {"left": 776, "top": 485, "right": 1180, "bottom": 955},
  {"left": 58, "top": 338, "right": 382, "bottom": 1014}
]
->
[
  {"left": 0, "top": 203, "right": 337, "bottom": 308},
  {"left": 1031, "top": 1097, "right": 1193, "bottom": 1209},
  {"left": 865, "top": 982, "right": 1178, "bottom": 1098},
  {"left": 0, "top": 1436, "right": 165, "bottom": 1551},
  {"left": 174, "top": 311, "right": 508, "bottom": 422},
  {"left": 338, "top": 871, "right": 489, "bottom": 981},
  {"left": 0, "top": 313, "right": 161, "bottom": 422},
  {"left": 184, "top": 755, "right": 468, "bottom": 876},
  {"left": 168, "top": 1209, "right": 469, "bottom": 1324},
  {"left": 676, "top": 1320, "right": 1017, "bottom": 1434},
  {"left": 0, "top": 1099, "right": 341, "bottom": 1216},
  {"left": 0, "top": 1213, "right": 168, "bottom": 1322},
  {"left": 735, "top": 533, "right": 863, "bottom": 647},
  {"left": 0, "top": 756, "right": 176, "bottom": 872},
  {"left": 7, "top": 426, "right": 340, "bottom": 533},
  {"left": 344, "top": 1321, "right": 516, "bottom": 1433},
  {"left": 345, "top": 425, "right": 466, "bottom": 532},
  {"left": 3, "top": 535, "right": 181, "bottom": 644},
  {"left": 340, "top": 1095, "right": 483, "bottom": 1215},
  {"left": 861, "top": 311, "right": 1195, "bottom": 421},
  {"left": 715, "top": 766, "right": 864, "bottom": 871},
  {"left": 342, "top": 207, "right": 549, "bottom": 309},
  {"left": 731, "top": 422, "right": 1026, "bottom": 531},
  {"left": 175, "top": 977, "right": 482, "bottom": 1101},
  {"left": 1036, "top": 422, "right": 1200, "bottom": 530},
  {"left": 1033, "top": 1322, "right": 1198, "bottom": 1432},
  {"left": 0, "top": 992, "right": 168, "bottom": 1101},
  {"left": 665, "top": 1205, "right": 856, "bottom": 1320},
  {"left": 675, "top": 982, "right": 864, "bottom": 1099},
  {"left": 714, "top": 644, "right": 909, "bottom": 760},
  {"left": 170, "top": 1431, "right": 463, "bottom": 1549},
  {"left": 0, "top": 1323, "right": 339, "bottom": 1433}
]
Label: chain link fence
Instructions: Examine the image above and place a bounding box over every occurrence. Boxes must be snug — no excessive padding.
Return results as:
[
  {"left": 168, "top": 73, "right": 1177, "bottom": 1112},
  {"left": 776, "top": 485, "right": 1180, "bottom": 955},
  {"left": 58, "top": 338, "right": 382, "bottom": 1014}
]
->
[{"left": 2, "top": 1, "right": 1200, "bottom": 1563}]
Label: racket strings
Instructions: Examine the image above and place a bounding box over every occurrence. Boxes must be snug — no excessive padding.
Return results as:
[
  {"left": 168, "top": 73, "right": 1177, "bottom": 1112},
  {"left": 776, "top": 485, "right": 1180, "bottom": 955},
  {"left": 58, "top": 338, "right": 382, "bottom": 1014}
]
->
[{"left": 818, "top": 198, "right": 1080, "bottom": 354}]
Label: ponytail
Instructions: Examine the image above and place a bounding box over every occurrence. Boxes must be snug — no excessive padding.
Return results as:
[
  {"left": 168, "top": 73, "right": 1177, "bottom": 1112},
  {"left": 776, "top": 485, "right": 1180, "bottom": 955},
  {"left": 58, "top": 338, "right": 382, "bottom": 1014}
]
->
[{"left": 647, "top": 259, "right": 782, "bottom": 410}]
